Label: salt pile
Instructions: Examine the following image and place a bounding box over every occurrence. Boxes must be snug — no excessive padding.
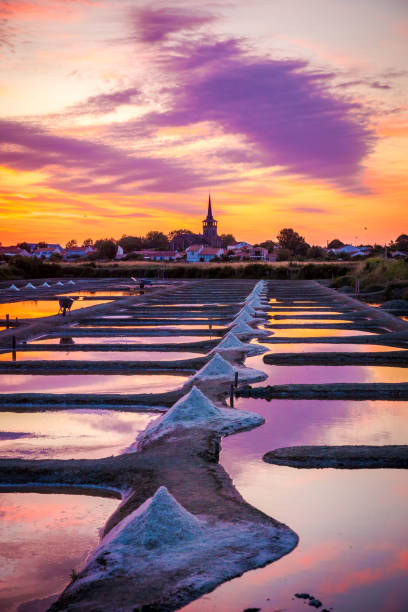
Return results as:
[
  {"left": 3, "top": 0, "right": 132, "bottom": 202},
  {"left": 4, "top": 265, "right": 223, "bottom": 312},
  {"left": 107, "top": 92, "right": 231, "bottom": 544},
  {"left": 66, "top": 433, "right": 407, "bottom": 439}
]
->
[
  {"left": 137, "top": 387, "right": 222, "bottom": 445},
  {"left": 24, "top": 282, "right": 36, "bottom": 289},
  {"left": 213, "top": 332, "right": 269, "bottom": 356},
  {"left": 102, "top": 486, "right": 203, "bottom": 552},
  {"left": 55, "top": 281, "right": 64, "bottom": 286},
  {"left": 213, "top": 332, "right": 249, "bottom": 352},
  {"left": 68, "top": 280, "right": 75, "bottom": 285},
  {"left": 190, "top": 353, "right": 235, "bottom": 382},
  {"left": 231, "top": 320, "right": 270, "bottom": 337},
  {"left": 40, "top": 282, "right": 50, "bottom": 288},
  {"left": 9, "top": 284, "right": 19, "bottom": 291},
  {"left": 229, "top": 312, "right": 257, "bottom": 327}
]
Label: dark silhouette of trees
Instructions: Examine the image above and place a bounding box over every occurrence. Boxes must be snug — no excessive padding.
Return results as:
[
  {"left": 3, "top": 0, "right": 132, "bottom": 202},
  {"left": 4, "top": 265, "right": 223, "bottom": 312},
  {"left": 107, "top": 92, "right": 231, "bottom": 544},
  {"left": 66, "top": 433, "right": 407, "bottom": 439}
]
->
[
  {"left": 259, "top": 240, "right": 276, "bottom": 252},
  {"left": 219, "top": 233, "right": 236, "bottom": 248},
  {"left": 144, "top": 231, "right": 169, "bottom": 250},
  {"left": 82, "top": 238, "right": 93, "bottom": 248},
  {"left": 277, "top": 228, "right": 309, "bottom": 256},
  {"left": 94, "top": 238, "right": 117, "bottom": 259},
  {"left": 65, "top": 239, "right": 78, "bottom": 249},
  {"left": 118, "top": 235, "right": 144, "bottom": 253},
  {"left": 327, "top": 239, "right": 344, "bottom": 249}
]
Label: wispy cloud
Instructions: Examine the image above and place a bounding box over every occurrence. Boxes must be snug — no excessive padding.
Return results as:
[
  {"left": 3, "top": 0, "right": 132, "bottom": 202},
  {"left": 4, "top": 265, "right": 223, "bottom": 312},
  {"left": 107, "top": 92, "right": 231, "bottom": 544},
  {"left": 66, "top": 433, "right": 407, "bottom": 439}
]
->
[{"left": 131, "top": 5, "right": 216, "bottom": 43}]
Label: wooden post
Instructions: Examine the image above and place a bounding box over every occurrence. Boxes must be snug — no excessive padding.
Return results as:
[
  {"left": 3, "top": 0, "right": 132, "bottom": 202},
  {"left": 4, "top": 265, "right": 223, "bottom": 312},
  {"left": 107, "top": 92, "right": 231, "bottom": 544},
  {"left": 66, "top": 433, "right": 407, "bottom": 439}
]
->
[
  {"left": 12, "top": 335, "right": 16, "bottom": 350},
  {"left": 229, "top": 383, "right": 234, "bottom": 408},
  {"left": 234, "top": 371, "right": 239, "bottom": 387},
  {"left": 6, "top": 314, "right": 9, "bottom": 329}
]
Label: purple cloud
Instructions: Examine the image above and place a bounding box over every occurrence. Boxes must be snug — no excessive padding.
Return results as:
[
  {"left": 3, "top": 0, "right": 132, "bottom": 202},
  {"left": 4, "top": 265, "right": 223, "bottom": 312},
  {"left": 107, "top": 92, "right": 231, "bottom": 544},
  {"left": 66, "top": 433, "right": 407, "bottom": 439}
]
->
[
  {"left": 137, "top": 38, "right": 375, "bottom": 191},
  {"left": 66, "top": 87, "right": 141, "bottom": 115},
  {"left": 132, "top": 6, "right": 215, "bottom": 43},
  {"left": 0, "top": 120, "right": 212, "bottom": 194}
]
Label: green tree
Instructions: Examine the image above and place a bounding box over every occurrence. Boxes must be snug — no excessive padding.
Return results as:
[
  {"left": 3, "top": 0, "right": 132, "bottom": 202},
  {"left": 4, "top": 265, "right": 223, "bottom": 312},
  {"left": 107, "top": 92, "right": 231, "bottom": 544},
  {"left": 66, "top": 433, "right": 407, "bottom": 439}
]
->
[
  {"left": 307, "top": 245, "right": 325, "bottom": 259},
  {"left": 327, "top": 239, "right": 344, "bottom": 249},
  {"left": 219, "top": 233, "right": 236, "bottom": 248},
  {"left": 277, "top": 228, "right": 308, "bottom": 256},
  {"left": 118, "top": 235, "right": 144, "bottom": 253},
  {"left": 144, "top": 231, "right": 169, "bottom": 250},
  {"left": 94, "top": 238, "right": 117, "bottom": 259},
  {"left": 259, "top": 240, "right": 276, "bottom": 252}
]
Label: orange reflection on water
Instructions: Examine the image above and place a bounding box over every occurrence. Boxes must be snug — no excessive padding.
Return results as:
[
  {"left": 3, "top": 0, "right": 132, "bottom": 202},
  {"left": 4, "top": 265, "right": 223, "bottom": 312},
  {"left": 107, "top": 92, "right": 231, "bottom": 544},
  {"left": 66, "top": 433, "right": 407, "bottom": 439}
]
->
[{"left": 0, "top": 300, "right": 112, "bottom": 319}]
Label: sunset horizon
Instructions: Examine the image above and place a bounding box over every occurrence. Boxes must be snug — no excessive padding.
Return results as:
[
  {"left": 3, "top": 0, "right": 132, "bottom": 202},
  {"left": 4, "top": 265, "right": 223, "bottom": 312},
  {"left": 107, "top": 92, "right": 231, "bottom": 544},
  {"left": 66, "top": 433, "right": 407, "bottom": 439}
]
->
[{"left": 1, "top": 0, "right": 406, "bottom": 246}]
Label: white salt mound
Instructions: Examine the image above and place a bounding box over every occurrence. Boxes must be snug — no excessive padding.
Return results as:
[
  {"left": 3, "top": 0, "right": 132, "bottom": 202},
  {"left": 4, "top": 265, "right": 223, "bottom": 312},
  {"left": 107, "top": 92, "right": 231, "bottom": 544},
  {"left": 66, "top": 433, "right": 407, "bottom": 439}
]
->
[
  {"left": 68, "top": 280, "right": 75, "bottom": 285},
  {"left": 40, "top": 282, "right": 50, "bottom": 287},
  {"left": 9, "top": 284, "right": 19, "bottom": 291},
  {"left": 214, "top": 332, "right": 248, "bottom": 351},
  {"left": 231, "top": 320, "right": 258, "bottom": 335},
  {"left": 55, "top": 281, "right": 64, "bottom": 286},
  {"left": 25, "top": 282, "right": 35, "bottom": 289},
  {"left": 193, "top": 352, "right": 235, "bottom": 379},
  {"left": 158, "top": 386, "right": 221, "bottom": 425},
  {"left": 103, "top": 486, "right": 203, "bottom": 551}
]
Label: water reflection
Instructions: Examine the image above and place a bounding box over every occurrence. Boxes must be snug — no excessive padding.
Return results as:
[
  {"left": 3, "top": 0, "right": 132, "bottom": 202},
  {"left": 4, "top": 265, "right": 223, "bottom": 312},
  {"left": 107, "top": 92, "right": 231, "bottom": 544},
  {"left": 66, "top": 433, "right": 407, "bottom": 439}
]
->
[
  {"left": 0, "top": 492, "right": 118, "bottom": 612},
  {"left": 30, "top": 335, "right": 213, "bottom": 345},
  {"left": 0, "top": 410, "right": 156, "bottom": 459},
  {"left": 258, "top": 342, "right": 403, "bottom": 353},
  {"left": 0, "top": 300, "right": 112, "bottom": 319},
  {"left": 0, "top": 351, "right": 202, "bottom": 362},
  {"left": 182, "top": 397, "right": 408, "bottom": 612},
  {"left": 0, "top": 373, "right": 188, "bottom": 394},
  {"left": 245, "top": 354, "right": 408, "bottom": 384},
  {"left": 268, "top": 328, "right": 378, "bottom": 337}
]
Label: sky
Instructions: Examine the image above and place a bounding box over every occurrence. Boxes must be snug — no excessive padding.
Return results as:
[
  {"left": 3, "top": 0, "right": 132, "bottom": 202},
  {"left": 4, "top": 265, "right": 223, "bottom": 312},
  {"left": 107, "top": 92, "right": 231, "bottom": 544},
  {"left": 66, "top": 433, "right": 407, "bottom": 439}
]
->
[{"left": 0, "top": 0, "right": 407, "bottom": 246}]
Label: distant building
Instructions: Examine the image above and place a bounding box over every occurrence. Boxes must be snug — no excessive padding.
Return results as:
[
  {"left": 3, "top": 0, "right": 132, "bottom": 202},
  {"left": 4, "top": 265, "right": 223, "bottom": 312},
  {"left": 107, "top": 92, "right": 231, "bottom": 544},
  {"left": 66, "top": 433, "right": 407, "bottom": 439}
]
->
[
  {"left": 136, "top": 250, "right": 182, "bottom": 262},
  {"left": 170, "top": 195, "right": 222, "bottom": 250},
  {"left": 202, "top": 194, "right": 222, "bottom": 248},
  {"left": 186, "top": 244, "right": 224, "bottom": 262},
  {"left": 0, "top": 246, "right": 30, "bottom": 257}
]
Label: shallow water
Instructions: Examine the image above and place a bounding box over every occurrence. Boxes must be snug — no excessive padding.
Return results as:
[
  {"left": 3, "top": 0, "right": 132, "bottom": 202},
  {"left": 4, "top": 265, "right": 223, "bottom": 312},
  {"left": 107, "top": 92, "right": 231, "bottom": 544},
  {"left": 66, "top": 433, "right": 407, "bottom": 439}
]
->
[
  {"left": 0, "top": 373, "right": 188, "bottom": 394},
  {"left": 0, "top": 350, "right": 201, "bottom": 362},
  {"left": 245, "top": 354, "right": 408, "bottom": 384},
  {"left": 79, "top": 324, "right": 226, "bottom": 330},
  {"left": 0, "top": 410, "right": 156, "bottom": 459},
  {"left": 268, "top": 318, "right": 354, "bottom": 324},
  {"left": 0, "top": 492, "right": 118, "bottom": 612},
  {"left": 29, "top": 335, "right": 214, "bottom": 345},
  {"left": 60, "top": 290, "right": 139, "bottom": 297},
  {"left": 0, "top": 300, "right": 112, "bottom": 319},
  {"left": 256, "top": 342, "right": 404, "bottom": 353},
  {"left": 269, "top": 328, "right": 378, "bottom": 338},
  {"left": 183, "top": 397, "right": 408, "bottom": 612}
]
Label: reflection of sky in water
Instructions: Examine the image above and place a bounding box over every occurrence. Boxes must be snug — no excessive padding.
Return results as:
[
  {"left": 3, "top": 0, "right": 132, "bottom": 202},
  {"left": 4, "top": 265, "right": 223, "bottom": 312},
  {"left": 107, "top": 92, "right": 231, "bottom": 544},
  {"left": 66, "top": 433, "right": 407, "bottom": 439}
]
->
[
  {"left": 183, "top": 398, "right": 408, "bottom": 612},
  {"left": 0, "top": 374, "right": 188, "bottom": 394},
  {"left": 258, "top": 342, "right": 403, "bottom": 353},
  {"left": 79, "top": 324, "right": 225, "bottom": 330},
  {"left": 268, "top": 318, "right": 354, "bottom": 325},
  {"left": 268, "top": 328, "right": 378, "bottom": 337},
  {"left": 267, "top": 310, "right": 345, "bottom": 315},
  {"left": 0, "top": 492, "right": 118, "bottom": 612},
  {"left": 30, "top": 335, "right": 213, "bottom": 345},
  {"left": 0, "top": 300, "right": 112, "bottom": 319},
  {"left": 0, "top": 409, "right": 157, "bottom": 459},
  {"left": 245, "top": 354, "right": 408, "bottom": 384},
  {"left": 60, "top": 290, "right": 139, "bottom": 297},
  {"left": 0, "top": 351, "right": 201, "bottom": 362}
]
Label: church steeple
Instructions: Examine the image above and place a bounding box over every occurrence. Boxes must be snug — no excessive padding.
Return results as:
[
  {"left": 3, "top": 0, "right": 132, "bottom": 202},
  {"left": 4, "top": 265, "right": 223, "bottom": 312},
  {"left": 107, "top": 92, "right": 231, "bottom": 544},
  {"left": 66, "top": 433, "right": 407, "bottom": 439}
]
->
[
  {"left": 202, "top": 193, "right": 220, "bottom": 247},
  {"left": 206, "top": 193, "right": 214, "bottom": 221}
]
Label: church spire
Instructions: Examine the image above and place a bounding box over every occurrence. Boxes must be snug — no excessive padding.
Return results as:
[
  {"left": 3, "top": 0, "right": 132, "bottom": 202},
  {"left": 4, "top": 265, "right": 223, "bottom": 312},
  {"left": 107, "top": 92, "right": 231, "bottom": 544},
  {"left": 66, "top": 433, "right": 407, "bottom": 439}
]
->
[{"left": 206, "top": 193, "right": 214, "bottom": 221}]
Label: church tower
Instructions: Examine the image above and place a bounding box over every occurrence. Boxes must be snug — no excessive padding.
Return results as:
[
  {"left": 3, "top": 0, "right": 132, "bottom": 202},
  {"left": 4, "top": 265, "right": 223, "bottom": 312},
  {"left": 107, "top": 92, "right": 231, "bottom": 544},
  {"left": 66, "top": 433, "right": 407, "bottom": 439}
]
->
[{"left": 202, "top": 194, "right": 221, "bottom": 247}]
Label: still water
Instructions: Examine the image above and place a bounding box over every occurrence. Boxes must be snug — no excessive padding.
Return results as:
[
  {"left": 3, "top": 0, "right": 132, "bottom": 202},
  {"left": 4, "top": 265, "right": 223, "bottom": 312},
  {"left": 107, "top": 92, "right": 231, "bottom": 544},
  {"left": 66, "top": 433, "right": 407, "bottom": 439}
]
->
[
  {"left": 258, "top": 342, "right": 404, "bottom": 353},
  {"left": 245, "top": 354, "right": 408, "bottom": 385},
  {"left": 0, "top": 351, "right": 201, "bottom": 362},
  {"left": 0, "top": 410, "right": 156, "bottom": 459},
  {"left": 0, "top": 492, "right": 118, "bottom": 612},
  {"left": 183, "top": 397, "right": 408, "bottom": 612},
  {"left": 0, "top": 300, "right": 112, "bottom": 319},
  {"left": 0, "top": 373, "right": 188, "bottom": 394},
  {"left": 29, "top": 335, "right": 213, "bottom": 345}
]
